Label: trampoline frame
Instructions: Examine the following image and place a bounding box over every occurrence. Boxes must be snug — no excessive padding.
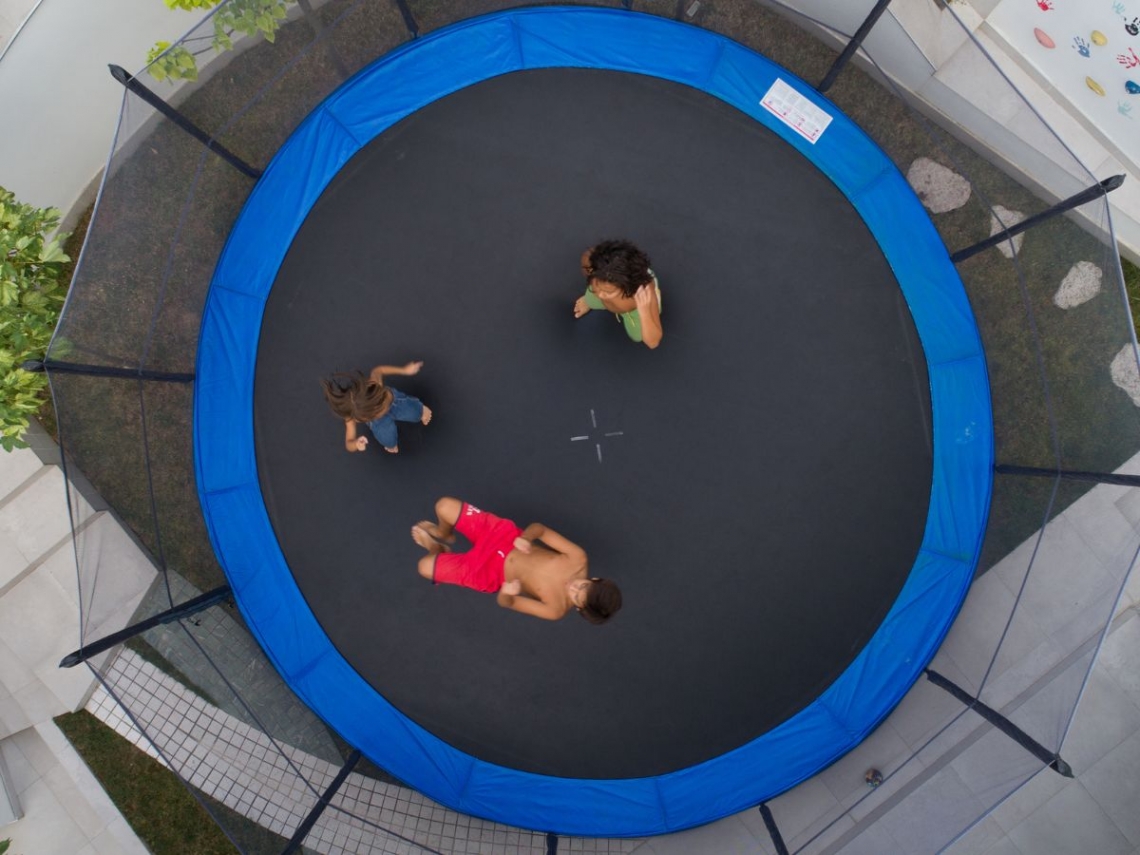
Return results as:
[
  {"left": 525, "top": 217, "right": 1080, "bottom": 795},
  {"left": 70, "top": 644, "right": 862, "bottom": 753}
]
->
[{"left": 194, "top": 7, "right": 993, "bottom": 836}]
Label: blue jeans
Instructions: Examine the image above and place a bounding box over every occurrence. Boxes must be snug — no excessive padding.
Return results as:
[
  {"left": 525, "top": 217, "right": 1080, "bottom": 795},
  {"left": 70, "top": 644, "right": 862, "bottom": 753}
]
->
[{"left": 367, "top": 388, "right": 424, "bottom": 448}]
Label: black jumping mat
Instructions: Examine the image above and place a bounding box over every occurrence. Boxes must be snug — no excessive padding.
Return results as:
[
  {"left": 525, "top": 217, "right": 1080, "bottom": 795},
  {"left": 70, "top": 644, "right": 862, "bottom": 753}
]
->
[{"left": 254, "top": 68, "right": 933, "bottom": 779}]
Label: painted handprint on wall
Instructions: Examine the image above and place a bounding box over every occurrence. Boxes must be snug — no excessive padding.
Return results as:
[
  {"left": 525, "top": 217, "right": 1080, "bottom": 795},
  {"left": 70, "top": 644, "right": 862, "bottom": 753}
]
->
[
  {"left": 1073, "top": 36, "right": 1092, "bottom": 56},
  {"left": 1127, "top": 17, "right": 1140, "bottom": 36},
  {"left": 1119, "top": 46, "right": 1140, "bottom": 67},
  {"left": 1035, "top": 0, "right": 1053, "bottom": 10}
]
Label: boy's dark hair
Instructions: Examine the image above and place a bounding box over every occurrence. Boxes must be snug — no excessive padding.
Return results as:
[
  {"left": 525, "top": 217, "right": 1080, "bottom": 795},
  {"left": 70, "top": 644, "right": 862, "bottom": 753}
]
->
[
  {"left": 587, "top": 240, "right": 652, "bottom": 297},
  {"left": 580, "top": 578, "right": 622, "bottom": 625},
  {"left": 320, "top": 371, "right": 393, "bottom": 422}
]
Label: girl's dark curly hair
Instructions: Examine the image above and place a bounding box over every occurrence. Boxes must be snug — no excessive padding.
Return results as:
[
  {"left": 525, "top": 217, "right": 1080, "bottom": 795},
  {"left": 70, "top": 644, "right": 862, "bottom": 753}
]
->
[{"left": 586, "top": 240, "right": 652, "bottom": 297}]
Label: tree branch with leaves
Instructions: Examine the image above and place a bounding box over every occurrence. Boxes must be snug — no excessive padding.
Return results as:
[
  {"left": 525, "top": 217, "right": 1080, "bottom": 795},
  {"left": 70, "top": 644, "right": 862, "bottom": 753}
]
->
[
  {"left": 0, "top": 187, "right": 69, "bottom": 451},
  {"left": 147, "top": 0, "right": 293, "bottom": 82}
]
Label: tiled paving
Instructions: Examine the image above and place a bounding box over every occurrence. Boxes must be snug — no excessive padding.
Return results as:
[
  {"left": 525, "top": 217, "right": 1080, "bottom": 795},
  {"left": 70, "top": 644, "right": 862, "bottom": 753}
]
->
[{"left": 87, "top": 649, "right": 643, "bottom": 854}]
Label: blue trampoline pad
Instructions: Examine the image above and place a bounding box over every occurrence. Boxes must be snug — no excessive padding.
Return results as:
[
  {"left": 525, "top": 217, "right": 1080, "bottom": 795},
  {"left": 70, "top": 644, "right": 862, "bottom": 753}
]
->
[{"left": 195, "top": 7, "right": 992, "bottom": 837}]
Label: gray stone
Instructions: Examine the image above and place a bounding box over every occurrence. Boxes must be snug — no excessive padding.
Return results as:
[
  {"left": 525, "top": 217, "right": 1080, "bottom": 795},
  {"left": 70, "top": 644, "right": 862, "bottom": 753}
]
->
[
  {"left": 989, "top": 206, "right": 1026, "bottom": 259},
  {"left": 1053, "top": 261, "right": 1103, "bottom": 309},
  {"left": 1112, "top": 345, "right": 1140, "bottom": 406},
  {"left": 907, "top": 157, "right": 972, "bottom": 213}
]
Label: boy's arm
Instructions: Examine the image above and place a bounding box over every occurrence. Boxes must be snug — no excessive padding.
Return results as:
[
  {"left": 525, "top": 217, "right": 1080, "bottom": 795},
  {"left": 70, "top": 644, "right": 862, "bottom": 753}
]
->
[
  {"left": 370, "top": 361, "right": 423, "bottom": 381},
  {"left": 496, "top": 587, "right": 564, "bottom": 620},
  {"left": 515, "top": 523, "right": 587, "bottom": 563},
  {"left": 634, "top": 284, "right": 663, "bottom": 349},
  {"left": 344, "top": 419, "right": 367, "bottom": 452}
]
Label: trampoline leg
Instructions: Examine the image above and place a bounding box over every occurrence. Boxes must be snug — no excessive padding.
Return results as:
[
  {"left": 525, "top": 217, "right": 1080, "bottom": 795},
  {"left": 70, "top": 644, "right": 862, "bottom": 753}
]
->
[
  {"left": 108, "top": 65, "right": 262, "bottom": 180},
  {"left": 759, "top": 803, "right": 790, "bottom": 855},
  {"left": 546, "top": 832, "right": 559, "bottom": 854},
  {"left": 951, "top": 175, "right": 1125, "bottom": 263},
  {"left": 818, "top": 0, "right": 894, "bottom": 94},
  {"left": 282, "top": 750, "right": 361, "bottom": 854},
  {"left": 924, "top": 669, "right": 1075, "bottom": 777},
  {"left": 391, "top": 0, "right": 419, "bottom": 38}
]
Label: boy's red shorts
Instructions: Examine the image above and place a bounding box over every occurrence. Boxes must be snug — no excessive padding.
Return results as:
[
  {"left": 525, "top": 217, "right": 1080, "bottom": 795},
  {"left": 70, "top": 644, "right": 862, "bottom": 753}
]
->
[{"left": 432, "top": 503, "right": 522, "bottom": 593}]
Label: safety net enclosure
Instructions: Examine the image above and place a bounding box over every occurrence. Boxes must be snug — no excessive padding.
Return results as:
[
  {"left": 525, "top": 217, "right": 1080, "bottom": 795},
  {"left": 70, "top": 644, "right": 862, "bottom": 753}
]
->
[{"left": 50, "top": 0, "right": 1139, "bottom": 853}]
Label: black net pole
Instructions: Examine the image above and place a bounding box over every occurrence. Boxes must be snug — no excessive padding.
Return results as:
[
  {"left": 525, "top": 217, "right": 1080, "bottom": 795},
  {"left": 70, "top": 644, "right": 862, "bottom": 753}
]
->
[
  {"left": 759, "top": 803, "right": 791, "bottom": 855},
  {"left": 818, "top": 0, "right": 893, "bottom": 93},
  {"left": 281, "top": 750, "right": 362, "bottom": 855},
  {"left": 545, "top": 832, "right": 559, "bottom": 854},
  {"left": 925, "top": 669, "right": 1074, "bottom": 777},
  {"left": 996, "top": 463, "right": 1140, "bottom": 489},
  {"left": 951, "top": 175, "right": 1125, "bottom": 263},
  {"left": 24, "top": 358, "right": 194, "bottom": 383},
  {"left": 108, "top": 64, "right": 262, "bottom": 180},
  {"left": 297, "top": 0, "right": 350, "bottom": 79},
  {"left": 60, "top": 585, "right": 232, "bottom": 667},
  {"left": 390, "top": 0, "right": 419, "bottom": 38}
]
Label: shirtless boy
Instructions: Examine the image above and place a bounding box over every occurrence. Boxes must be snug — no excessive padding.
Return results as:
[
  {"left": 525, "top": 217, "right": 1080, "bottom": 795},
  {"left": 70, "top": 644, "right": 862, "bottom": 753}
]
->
[{"left": 411, "top": 497, "right": 622, "bottom": 624}]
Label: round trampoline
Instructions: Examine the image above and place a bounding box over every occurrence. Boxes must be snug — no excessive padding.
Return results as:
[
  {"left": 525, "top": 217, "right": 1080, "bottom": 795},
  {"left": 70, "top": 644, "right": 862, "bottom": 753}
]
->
[{"left": 195, "top": 7, "right": 993, "bottom": 837}]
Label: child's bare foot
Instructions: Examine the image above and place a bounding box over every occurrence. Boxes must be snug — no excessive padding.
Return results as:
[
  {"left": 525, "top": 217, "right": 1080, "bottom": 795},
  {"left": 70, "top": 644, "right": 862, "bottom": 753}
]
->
[
  {"left": 573, "top": 296, "right": 591, "bottom": 318},
  {"left": 421, "top": 405, "right": 432, "bottom": 426},
  {"left": 411, "top": 523, "right": 452, "bottom": 553},
  {"left": 384, "top": 445, "right": 399, "bottom": 454},
  {"left": 415, "top": 520, "right": 455, "bottom": 545}
]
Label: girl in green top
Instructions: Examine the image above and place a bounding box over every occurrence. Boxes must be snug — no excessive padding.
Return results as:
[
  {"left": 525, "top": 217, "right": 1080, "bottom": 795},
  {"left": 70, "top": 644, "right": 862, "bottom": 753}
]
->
[{"left": 573, "top": 240, "right": 663, "bottom": 349}]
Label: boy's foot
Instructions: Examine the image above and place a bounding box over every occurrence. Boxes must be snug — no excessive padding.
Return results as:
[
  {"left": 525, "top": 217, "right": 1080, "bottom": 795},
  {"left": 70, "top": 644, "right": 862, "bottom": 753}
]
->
[
  {"left": 421, "top": 405, "right": 433, "bottom": 426},
  {"left": 412, "top": 524, "right": 453, "bottom": 553},
  {"left": 414, "top": 520, "right": 455, "bottom": 545},
  {"left": 384, "top": 445, "right": 399, "bottom": 454}
]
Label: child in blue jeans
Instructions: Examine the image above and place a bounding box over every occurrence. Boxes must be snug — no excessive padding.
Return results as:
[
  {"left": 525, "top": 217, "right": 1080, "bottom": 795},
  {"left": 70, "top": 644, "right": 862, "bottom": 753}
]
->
[{"left": 320, "top": 362, "right": 432, "bottom": 454}]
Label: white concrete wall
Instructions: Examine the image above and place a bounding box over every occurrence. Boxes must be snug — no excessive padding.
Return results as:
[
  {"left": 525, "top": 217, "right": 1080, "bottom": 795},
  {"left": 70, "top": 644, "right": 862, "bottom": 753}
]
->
[{"left": 0, "top": 0, "right": 210, "bottom": 216}]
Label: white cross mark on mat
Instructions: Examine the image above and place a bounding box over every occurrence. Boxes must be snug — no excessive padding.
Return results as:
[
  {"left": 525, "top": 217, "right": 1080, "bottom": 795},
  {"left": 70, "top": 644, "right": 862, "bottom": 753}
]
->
[{"left": 569, "top": 408, "right": 624, "bottom": 463}]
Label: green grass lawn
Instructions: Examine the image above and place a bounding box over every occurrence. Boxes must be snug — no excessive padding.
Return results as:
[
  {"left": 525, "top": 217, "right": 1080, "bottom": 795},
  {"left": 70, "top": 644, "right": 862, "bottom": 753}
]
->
[
  {"left": 54, "top": 711, "right": 288, "bottom": 855},
  {"left": 1124, "top": 256, "right": 1140, "bottom": 333}
]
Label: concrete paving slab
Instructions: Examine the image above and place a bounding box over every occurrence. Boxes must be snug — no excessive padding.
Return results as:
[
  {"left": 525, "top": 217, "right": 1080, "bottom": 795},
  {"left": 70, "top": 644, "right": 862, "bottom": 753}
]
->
[
  {"left": 1, "top": 774, "right": 92, "bottom": 854},
  {"left": 0, "top": 525, "right": 31, "bottom": 595},
  {"left": 984, "top": 761, "right": 1071, "bottom": 839},
  {"left": 0, "top": 694, "right": 31, "bottom": 739},
  {"left": 1077, "top": 730, "right": 1140, "bottom": 847},
  {"left": 1053, "top": 668, "right": 1140, "bottom": 775},
  {"left": 632, "top": 815, "right": 766, "bottom": 854},
  {"left": 831, "top": 821, "right": 907, "bottom": 855},
  {"left": 1095, "top": 612, "right": 1140, "bottom": 706},
  {"left": 844, "top": 751, "right": 935, "bottom": 824},
  {"left": 11, "top": 681, "right": 67, "bottom": 732},
  {"left": 818, "top": 721, "right": 918, "bottom": 807},
  {"left": 784, "top": 810, "right": 856, "bottom": 854},
  {"left": 0, "top": 636, "right": 34, "bottom": 697},
  {"left": 0, "top": 447, "right": 42, "bottom": 499},
  {"left": 765, "top": 774, "right": 842, "bottom": 842},
  {"left": 991, "top": 516, "right": 1117, "bottom": 642},
  {"left": 1114, "top": 488, "right": 1140, "bottom": 530},
  {"left": 1007, "top": 782, "right": 1133, "bottom": 855},
  {"left": 0, "top": 465, "right": 86, "bottom": 565},
  {"left": 1060, "top": 484, "right": 1140, "bottom": 570},
  {"left": 0, "top": 555, "right": 98, "bottom": 711},
  {"left": 939, "top": 816, "right": 1010, "bottom": 855},
  {"left": 948, "top": 726, "right": 1049, "bottom": 811},
  {"left": 42, "top": 513, "right": 155, "bottom": 645},
  {"left": 937, "top": 569, "right": 1049, "bottom": 690},
  {"left": 888, "top": 657, "right": 975, "bottom": 750},
  {"left": 874, "top": 766, "right": 987, "bottom": 855}
]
